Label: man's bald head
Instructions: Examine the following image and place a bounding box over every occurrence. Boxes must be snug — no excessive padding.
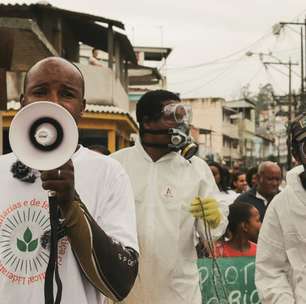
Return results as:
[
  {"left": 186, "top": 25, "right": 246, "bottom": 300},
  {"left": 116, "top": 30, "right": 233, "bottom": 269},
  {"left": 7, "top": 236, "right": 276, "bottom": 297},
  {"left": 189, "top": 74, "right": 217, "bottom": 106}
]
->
[
  {"left": 258, "top": 161, "right": 280, "bottom": 176},
  {"left": 21, "top": 56, "right": 86, "bottom": 124},
  {"left": 23, "top": 57, "right": 85, "bottom": 98},
  {"left": 257, "top": 161, "right": 282, "bottom": 201}
]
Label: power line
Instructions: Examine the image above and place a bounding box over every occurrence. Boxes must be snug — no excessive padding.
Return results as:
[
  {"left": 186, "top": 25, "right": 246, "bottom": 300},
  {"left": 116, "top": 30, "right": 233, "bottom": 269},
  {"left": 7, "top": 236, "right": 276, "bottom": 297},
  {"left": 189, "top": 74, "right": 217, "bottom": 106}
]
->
[
  {"left": 245, "top": 64, "right": 265, "bottom": 85},
  {"left": 265, "top": 69, "right": 287, "bottom": 94},
  {"left": 167, "top": 32, "right": 273, "bottom": 71},
  {"left": 167, "top": 58, "right": 243, "bottom": 85},
  {"left": 181, "top": 55, "right": 245, "bottom": 95},
  {"left": 273, "top": 47, "right": 299, "bottom": 54},
  {"left": 292, "top": 8, "right": 306, "bottom": 20},
  {"left": 265, "top": 63, "right": 301, "bottom": 79},
  {"left": 286, "top": 25, "right": 301, "bottom": 35}
]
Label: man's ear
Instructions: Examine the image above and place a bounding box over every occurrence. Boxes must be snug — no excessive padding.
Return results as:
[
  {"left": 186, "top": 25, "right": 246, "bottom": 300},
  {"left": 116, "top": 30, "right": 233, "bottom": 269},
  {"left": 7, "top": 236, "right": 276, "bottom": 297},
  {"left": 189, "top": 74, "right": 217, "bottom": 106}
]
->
[
  {"left": 20, "top": 93, "right": 25, "bottom": 107},
  {"left": 241, "top": 222, "right": 248, "bottom": 233},
  {"left": 80, "top": 98, "right": 86, "bottom": 116}
]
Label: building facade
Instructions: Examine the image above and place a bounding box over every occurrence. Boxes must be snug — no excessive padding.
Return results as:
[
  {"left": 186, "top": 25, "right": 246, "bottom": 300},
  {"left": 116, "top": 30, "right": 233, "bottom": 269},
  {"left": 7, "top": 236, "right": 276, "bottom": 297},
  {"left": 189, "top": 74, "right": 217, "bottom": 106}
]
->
[
  {"left": 0, "top": 3, "right": 139, "bottom": 153},
  {"left": 183, "top": 97, "right": 240, "bottom": 166}
]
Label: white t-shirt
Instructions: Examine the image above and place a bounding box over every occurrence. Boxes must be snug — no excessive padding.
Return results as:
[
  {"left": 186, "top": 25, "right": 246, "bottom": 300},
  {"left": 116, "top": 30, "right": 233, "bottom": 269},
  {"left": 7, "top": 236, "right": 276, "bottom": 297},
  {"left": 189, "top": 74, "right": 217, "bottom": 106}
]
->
[{"left": 0, "top": 146, "right": 138, "bottom": 304}]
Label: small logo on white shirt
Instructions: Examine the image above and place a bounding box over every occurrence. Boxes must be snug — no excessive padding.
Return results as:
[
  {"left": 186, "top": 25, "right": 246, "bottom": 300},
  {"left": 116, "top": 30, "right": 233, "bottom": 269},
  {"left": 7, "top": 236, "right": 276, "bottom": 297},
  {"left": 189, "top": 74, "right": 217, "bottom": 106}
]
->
[{"left": 162, "top": 185, "right": 176, "bottom": 200}]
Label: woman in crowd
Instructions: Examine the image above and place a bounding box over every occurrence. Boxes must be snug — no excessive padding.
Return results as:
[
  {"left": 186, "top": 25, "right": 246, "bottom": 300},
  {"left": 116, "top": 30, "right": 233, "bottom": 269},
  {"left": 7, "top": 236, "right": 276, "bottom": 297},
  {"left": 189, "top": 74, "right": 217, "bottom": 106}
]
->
[
  {"left": 215, "top": 202, "right": 261, "bottom": 257},
  {"left": 231, "top": 171, "right": 248, "bottom": 193},
  {"left": 209, "top": 162, "right": 239, "bottom": 206}
]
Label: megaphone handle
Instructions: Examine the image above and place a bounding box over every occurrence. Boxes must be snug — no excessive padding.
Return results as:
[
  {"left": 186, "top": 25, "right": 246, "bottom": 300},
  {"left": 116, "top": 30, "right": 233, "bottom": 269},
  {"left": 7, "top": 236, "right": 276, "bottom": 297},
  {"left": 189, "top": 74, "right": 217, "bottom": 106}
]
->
[{"left": 44, "top": 193, "right": 62, "bottom": 304}]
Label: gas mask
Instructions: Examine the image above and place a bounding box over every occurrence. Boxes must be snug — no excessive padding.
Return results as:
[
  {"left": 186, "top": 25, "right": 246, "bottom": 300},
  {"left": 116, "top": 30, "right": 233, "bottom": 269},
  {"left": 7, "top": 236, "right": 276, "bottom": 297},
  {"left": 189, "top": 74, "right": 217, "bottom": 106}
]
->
[
  {"left": 290, "top": 113, "right": 306, "bottom": 189},
  {"left": 296, "top": 140, "right": 306, "bottom": 190},
  {"left": 141, "top": 103, "right": 198, "bottom": 160},
  {"left": 298, "top": 141, "right": 306, "bottom": 165}
]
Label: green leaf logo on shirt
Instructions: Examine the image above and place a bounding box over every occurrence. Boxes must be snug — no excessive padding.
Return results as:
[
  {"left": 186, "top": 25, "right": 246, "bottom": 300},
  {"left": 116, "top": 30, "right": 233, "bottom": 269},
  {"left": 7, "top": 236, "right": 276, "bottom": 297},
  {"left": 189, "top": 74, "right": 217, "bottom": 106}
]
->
[{"left": 17, "top": 227, "right": 38, "bottom": 252}]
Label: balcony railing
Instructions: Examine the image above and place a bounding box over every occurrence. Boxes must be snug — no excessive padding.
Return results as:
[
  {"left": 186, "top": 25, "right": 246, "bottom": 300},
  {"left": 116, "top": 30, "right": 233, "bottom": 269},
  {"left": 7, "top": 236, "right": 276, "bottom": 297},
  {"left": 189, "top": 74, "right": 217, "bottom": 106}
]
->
[{"left": 222, "top": 122, "right": 239, "bottom": 139}]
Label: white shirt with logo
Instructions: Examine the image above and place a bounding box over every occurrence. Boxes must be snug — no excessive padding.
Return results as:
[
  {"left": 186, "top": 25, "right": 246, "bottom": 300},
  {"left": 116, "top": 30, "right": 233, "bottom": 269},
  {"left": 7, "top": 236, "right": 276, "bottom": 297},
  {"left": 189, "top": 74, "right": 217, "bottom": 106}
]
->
[{"left": 0, "top": 146, "right": 138, "bottom": 304}]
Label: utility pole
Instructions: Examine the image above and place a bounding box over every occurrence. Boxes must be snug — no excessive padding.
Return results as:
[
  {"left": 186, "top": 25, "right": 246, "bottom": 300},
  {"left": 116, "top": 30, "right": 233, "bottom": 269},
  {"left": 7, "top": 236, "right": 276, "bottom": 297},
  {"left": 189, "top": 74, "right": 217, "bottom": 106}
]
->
[
  {"left": 273, "top": 19, "right": 306, "bottom": 112},
  {"left": 288, "top": 60, "right": 293, "bottom": 169},
  {"left": 301, "top": 27, "right": 304, "bottom": 98},
  {"left": 263, "top": 59, "right": 298, "bottom": 170}
]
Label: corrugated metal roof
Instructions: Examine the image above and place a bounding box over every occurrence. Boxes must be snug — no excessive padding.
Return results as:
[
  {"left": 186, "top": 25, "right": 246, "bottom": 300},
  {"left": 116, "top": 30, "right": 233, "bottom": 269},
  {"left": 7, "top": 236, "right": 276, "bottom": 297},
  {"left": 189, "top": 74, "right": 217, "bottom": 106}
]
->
[
  {"left": 0, "top": 3, "right": 137, "bottom": 64},
  {"left": 7, "top": 100, "right": 130, "bottom": 114},
  {"left": 6, "top": 100, "right": 137, "bottom": 125},
  {"left": 85, "top": 104, "right": 129, "bottom": 115},
  {"left": 0, "top": 2, "right": 124, "bottom": 29},
  {"left": 226, "top": 100, "right": 255, "bottom": 109}
]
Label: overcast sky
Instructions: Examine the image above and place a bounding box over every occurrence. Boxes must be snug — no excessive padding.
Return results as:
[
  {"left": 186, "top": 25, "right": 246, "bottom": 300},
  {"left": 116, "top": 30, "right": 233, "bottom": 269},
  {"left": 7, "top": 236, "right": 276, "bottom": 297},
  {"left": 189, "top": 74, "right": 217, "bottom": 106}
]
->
[{"left": 4, "top": 0, "right": 306, "bottom": 99}]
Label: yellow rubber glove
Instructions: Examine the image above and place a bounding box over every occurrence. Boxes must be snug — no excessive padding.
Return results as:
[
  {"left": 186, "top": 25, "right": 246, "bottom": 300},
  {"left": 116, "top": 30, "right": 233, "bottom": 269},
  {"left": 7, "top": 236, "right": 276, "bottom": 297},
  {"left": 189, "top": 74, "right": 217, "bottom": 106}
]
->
[{"left": 189, "top": 197, "right": 221, "bottom": 229}]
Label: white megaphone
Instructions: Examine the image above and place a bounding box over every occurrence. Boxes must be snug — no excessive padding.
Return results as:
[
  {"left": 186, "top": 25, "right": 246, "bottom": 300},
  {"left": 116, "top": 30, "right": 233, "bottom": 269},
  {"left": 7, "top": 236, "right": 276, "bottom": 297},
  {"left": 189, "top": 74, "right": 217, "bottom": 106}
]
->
[{"left": 9, "top": 101, "right": 79, "bottom": 171}]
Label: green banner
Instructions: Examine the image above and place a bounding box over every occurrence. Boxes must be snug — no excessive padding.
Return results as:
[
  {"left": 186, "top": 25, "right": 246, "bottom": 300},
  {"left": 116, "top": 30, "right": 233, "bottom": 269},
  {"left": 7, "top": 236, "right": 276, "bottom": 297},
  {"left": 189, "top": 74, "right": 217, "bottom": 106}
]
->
[{"left": 197, "top": 257, "right": 260, "bottom": 304}]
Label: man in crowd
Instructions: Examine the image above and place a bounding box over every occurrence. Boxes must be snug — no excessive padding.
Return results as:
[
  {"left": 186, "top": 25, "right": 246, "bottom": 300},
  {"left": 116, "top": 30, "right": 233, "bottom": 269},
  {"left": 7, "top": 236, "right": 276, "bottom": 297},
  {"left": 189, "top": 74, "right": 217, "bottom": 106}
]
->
[
  {"left": 112, "top": 90, "right": 228, "bottom": 304},
  {"left": 255, "top": 112, "right": 306, "bottom": 303},
  {"left": 0, "top": 57, "right": 138, "bottom": 303},
  {"left": 234, "top": 161, "right": 282, "bottom": 221}
]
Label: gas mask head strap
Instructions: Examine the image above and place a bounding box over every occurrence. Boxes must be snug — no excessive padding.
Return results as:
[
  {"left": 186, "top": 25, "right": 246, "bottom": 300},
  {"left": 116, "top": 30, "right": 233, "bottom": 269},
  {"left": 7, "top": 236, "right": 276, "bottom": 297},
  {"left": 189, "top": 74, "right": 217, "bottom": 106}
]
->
[{"left": 141, "top": 128, "right": 169, "bottom": 135}]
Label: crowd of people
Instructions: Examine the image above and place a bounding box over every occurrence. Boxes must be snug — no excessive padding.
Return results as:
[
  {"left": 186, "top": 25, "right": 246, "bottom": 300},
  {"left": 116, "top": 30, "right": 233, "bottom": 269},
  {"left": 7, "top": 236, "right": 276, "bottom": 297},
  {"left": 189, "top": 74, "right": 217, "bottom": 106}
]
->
[
  {"left": 196, "top": 159, "right": 281, "bottom": 261},
  {"left": 0, "top": 56, "right": 305, "bottom": 304}
]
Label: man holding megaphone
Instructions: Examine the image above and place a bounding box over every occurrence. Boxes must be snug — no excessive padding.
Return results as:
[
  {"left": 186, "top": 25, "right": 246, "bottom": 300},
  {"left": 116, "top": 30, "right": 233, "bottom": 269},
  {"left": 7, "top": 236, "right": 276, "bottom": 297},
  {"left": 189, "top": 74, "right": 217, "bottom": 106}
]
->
[{"left": 0, "top": 57, "right": 139, "bottom": 304}]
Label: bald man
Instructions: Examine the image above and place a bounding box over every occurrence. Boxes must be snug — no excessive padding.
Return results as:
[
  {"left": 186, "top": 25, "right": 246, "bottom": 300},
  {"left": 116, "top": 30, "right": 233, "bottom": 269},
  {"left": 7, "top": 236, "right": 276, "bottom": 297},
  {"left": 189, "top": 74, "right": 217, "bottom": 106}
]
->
[
  {"left": 234, "top": 161, "right": 282, "bottom": 221},
  {"left": 0, "top": 57, "right": 138, "bottom": 304}
]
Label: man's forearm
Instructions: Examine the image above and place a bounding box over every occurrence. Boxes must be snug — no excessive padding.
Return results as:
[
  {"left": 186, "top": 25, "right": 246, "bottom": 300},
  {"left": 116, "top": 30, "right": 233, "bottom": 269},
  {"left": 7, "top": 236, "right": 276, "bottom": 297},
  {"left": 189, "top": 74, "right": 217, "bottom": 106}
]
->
[{"left": 61, "top": 199, "right": 138, "bottom": 301}]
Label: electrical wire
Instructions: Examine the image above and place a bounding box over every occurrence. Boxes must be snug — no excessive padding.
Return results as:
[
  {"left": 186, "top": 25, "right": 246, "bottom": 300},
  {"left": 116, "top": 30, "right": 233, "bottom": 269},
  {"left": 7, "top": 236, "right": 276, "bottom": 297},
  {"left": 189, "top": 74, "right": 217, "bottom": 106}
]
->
[
  {"left": 292, "top": 8, "right": 306, "bottom": 20},
  {"left": 264, "top": 68, "right": 287, "bottom": 94},
  {"left": 286, "top": 25, "right": 301, "bottom": 36},
  {"left": 265, "top": 63, "right": 301, "bottom": 78},
  {"left": 167, "top": 32, "right": 273, "bottom": 71},
  {"left": 168, "top": 58, "right": 243, "bottom": 86},
  {"left": 273, "top": 47, "right": 300, "bottom": 54},
  {"left": 181, "top": 55, "right": 245, "bottom": 95},
  {"left": 167, "top": 8, "right": 306, "bottom": 95},
  {"left": 245, "top": 64, "right": 265, "bottom": 85}
]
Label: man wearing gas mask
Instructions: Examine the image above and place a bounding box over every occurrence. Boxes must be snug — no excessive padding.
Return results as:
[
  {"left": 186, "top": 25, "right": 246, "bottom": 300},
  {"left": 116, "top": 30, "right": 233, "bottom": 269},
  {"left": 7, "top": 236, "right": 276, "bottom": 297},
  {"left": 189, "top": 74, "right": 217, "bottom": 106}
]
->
[
  {"left": 255, "top": 112, "right": 306, "bottom": 303},
  {"left": 112, "top": 90, "right": 228, "bottom": 304}
]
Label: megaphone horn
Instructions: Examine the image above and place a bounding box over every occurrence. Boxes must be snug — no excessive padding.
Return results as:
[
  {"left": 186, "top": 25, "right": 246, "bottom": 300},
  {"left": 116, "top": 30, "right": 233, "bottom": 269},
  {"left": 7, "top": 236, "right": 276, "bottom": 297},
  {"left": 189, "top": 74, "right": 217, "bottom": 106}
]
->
[{"left": 9, "top": 101, "right": 79, "bottom": 171}]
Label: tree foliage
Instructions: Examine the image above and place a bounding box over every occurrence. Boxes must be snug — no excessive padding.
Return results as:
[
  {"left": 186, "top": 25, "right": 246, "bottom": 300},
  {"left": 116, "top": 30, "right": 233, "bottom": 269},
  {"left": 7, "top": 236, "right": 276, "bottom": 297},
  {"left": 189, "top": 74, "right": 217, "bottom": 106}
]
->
[{"left": 240, "top": 83, "right": 275, "bottom": 126}]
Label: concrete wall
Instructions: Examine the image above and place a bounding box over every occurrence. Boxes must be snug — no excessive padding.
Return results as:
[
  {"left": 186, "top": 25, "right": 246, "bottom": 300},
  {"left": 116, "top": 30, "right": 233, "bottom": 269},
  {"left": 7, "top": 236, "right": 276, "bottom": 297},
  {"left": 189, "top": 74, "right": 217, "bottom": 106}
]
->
[
  {"left": 77, "top": 64, "right": 129, "bottom": 111},
  {"left": 183, "top": 97, "right": 242, "bottom": 162},
  {"left": 184, "top": 98, "right": 223, "bottom": 160}
]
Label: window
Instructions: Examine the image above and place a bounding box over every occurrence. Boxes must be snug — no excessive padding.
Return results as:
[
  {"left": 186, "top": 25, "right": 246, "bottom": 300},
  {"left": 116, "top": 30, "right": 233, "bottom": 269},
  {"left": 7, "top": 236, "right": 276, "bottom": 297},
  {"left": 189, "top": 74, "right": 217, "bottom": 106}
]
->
[{"left": 244, "top": 108, "right": 252, "bottom": 120}]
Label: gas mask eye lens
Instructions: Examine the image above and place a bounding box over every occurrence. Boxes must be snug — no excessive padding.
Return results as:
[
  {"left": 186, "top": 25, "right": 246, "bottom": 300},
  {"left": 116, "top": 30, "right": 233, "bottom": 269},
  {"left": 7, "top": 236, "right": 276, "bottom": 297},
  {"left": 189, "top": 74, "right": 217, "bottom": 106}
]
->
[
  {"left": 301, "top": 141, "right": 306, "bottom": 156},
  {"left": 162, "top": 103, "right": 192, "bottom": 124},
  {"left": 175, "top": 105, "right": 187, "bottom": 123}
]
